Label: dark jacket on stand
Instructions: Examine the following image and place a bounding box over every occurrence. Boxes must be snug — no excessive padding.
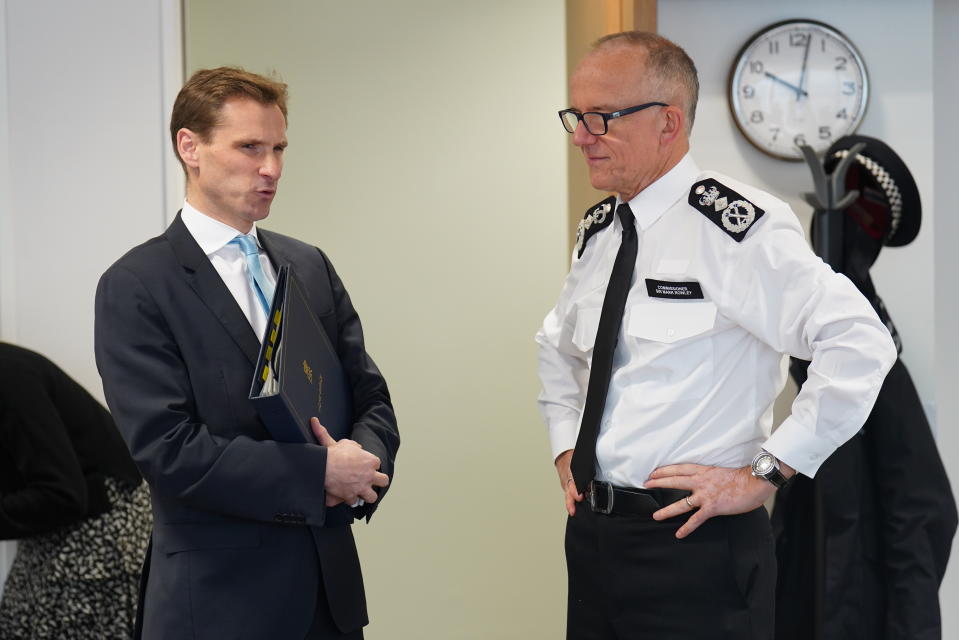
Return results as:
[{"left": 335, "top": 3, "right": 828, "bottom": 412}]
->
[
  {"left": 776, "top": 136, "right": 957, "bottom": 640},
  {"left": 775, "top": 355, "right": 957, "bottom": 640}
]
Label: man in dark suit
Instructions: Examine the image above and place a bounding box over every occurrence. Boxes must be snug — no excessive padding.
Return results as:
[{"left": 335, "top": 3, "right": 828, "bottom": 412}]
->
[{"left": 94, "top": 67, "right": 399, "bottom": 639}]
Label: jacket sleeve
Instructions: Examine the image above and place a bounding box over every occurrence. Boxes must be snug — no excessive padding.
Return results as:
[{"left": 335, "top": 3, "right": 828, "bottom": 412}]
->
[
  {"left": 95, "top": 264, "right": 334, "bottom": 526},
  {"left": 318, "top": 250, "right": 399, "bottom": 520}
]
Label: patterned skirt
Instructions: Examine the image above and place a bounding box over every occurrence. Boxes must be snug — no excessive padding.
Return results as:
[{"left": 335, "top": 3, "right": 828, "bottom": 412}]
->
[{"left": 0, "top": 477, "right": 152, "bottom": 640}]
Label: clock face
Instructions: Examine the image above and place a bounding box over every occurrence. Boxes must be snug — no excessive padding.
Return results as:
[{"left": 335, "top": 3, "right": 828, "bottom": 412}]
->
[{"left": 729, "top": 20, "right": 869, "bottom": 161}]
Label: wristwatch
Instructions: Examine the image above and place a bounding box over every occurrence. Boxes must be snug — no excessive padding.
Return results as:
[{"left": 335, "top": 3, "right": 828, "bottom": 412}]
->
[{"left": 751, "top": 450, "right": 788, "bottom": 489}]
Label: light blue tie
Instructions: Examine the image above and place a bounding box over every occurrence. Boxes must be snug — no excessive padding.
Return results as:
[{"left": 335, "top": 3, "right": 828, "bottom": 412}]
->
[{"left": 230, "top": 234, "right": 274, "bottom": 316}]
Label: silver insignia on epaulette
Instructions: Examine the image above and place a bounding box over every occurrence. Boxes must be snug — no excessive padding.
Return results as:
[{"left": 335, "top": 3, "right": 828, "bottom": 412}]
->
[
  {"left": 575, "top": 219, "right": 586, "bottom": 255},
  {"left": 698, "top": 186, "right": 720, "bottom": 206},
  {"left": 592, "top": 202, "right": 611, "bottom": 224},
  {"left": 721, "top": 200, "right": 756, "bottom": 233}
]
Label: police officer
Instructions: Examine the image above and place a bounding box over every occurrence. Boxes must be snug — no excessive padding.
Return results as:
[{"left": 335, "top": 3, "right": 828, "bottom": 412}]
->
[{"left": 535, "top": 31, "right": 897, "bottom": 639}]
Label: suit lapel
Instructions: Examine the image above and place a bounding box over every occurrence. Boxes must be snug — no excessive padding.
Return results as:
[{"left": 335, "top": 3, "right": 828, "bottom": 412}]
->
[
  {"left": 257, "top": 228, "right": 290, "bottom": 273},
  {"left": 165, "top": 213, "right": 261, "bottom": 365}
]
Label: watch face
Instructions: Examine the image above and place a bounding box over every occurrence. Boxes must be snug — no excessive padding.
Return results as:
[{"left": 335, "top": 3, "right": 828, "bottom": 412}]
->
[
  {"left": 729, "top": 19, "right": 869, "bottom": 161},
  {"left": 753, "top": 453, "right": 776, "bottom": 475}
]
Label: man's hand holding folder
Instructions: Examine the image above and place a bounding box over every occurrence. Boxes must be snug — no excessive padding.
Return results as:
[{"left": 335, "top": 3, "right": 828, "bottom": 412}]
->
[{"left": 311, "top": 417, "right": 389, "bottom": 507}]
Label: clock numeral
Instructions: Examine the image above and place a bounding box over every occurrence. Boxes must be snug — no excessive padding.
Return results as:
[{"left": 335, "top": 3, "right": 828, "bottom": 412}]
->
[{"left": 728, "top": 23, "right": 867, "bottom": 160}]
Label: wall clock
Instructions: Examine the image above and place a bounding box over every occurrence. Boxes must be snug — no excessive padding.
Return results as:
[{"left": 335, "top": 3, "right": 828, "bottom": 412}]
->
[{"left": 728, "top": 19, "right": 869, "bottom": 161}]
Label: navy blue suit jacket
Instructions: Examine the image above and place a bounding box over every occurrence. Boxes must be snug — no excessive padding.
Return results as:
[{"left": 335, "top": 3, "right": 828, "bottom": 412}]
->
[{"left": 94, "top": 214, "right": 398, "bottom": 639}]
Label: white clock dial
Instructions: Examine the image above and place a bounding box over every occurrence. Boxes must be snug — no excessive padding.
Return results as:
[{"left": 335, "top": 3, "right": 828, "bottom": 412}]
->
[{"left": 729, "top": 20, "right": 869, "bottom": 161}]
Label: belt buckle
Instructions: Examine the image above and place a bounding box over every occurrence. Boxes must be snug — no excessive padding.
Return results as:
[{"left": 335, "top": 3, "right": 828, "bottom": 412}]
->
[{"left": 588, "top": 481, "right": 614, "bottom": 515}]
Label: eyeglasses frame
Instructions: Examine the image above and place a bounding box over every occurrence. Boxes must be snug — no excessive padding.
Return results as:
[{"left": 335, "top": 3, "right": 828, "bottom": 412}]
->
[{"left": 558, "top": 101, "right": 669, "bottom": 136}]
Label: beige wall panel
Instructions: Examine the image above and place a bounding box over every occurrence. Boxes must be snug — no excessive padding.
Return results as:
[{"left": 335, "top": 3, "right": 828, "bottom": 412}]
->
[
  {"left": 186, "top": 1, "right": 569, "bottom": 637},
  {"left": 564, "top": 0, "right": 657, "bottom": 248},
  {"left": 564, "top": 0, "right": 616, "bottom": 249}
]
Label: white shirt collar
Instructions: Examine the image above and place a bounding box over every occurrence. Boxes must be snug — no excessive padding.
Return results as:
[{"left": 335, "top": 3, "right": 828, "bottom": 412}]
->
[
  {"left": 623, "top": 153, "right": 701, "bottom": 231},
  {"left": 180, "top": 200, "right": 261, "bottom": 256}
]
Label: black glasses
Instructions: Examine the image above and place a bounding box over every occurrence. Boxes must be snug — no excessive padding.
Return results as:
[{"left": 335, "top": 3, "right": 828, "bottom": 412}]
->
[{"left": 558, "top": 102, "right": 668, "bottom": 135}]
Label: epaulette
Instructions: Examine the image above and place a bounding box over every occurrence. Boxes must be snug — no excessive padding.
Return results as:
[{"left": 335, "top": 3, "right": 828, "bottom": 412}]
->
[
  {"left": 688, "top": 178, "right": 765, "bottom": 242},
  {"left": 574, "top": 196, "right": 617, "bottom": 258}
]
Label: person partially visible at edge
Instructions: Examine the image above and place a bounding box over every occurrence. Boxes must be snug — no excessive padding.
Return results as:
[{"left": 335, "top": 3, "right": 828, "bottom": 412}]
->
[
  {"left": 94, "top": 67, "right": 399, "bottom": 639},
  {"left": 536, "top": 31, "right": 896, "bottom": 640},
  {"left": 0, "top": 342, "right": 150, "bottom": 639}
]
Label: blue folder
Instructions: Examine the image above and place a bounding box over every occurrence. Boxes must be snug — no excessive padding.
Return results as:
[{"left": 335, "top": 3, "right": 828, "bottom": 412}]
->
[{"left": 249, "top": 265, "right": 353, "bottom": 443}]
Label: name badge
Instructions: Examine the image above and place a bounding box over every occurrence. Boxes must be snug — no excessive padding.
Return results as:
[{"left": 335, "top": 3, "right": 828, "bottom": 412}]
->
[{"left": 644, "top": 279, "right": 704, "bottom": 300}]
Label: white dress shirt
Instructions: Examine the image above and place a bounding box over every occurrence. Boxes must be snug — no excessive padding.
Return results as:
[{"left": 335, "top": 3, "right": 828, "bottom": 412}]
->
[
  {"left": 536, "top": 154, "right": 897, "bottom": 487},
  {"left": 180, "top": 201, "right": 278, "bottom": 340}
]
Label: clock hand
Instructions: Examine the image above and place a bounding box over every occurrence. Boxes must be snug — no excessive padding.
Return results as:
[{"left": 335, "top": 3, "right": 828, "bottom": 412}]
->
[
  {"left": 797, "top": 32, "right": 812, "bottom": 101},
  {"left": 764, "top": 71, "right": 808, "bottom": 99}
]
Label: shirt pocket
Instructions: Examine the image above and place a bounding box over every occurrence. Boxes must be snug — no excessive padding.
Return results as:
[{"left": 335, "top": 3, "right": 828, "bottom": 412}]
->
[
  {"left": 628, "top": 301, "right": 717, "bottom": 343},
  {"left": 626, "top": 301, "right": 717, "bottom": 401}
]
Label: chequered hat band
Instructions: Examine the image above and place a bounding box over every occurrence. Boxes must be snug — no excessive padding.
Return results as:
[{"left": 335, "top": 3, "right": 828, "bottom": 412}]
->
[{"left": 832, "top": 149, "right": 903, "bottom": 240}]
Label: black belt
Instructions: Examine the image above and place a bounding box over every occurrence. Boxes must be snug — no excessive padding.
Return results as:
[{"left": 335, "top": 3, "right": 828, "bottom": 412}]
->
[{"left": 587, "top": 480, "right": 690, "bottom": 516}]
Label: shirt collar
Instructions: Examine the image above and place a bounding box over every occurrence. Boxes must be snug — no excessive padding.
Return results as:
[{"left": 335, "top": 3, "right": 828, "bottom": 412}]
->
[
  {"left": 180, "top": 200, "right": 261, "bottom": 256},
  {"left": 622, "top": 153, "right": 701, "bottom": 231}
]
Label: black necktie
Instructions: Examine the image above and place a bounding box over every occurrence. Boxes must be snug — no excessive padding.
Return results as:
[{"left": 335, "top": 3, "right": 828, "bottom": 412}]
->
[{"left": 570, "top": 203, "right": 638, "bottom": 494}]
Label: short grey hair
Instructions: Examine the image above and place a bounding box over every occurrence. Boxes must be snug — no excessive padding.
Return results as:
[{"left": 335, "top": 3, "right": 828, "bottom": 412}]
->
[{"left": 592, "top": 31, "right": 699, "bottom": 134}]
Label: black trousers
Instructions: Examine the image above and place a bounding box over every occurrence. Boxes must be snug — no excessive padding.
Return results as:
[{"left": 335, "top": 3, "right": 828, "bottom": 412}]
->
[{"left": 566, "top": 503, "right": 775, "bottom": 640}]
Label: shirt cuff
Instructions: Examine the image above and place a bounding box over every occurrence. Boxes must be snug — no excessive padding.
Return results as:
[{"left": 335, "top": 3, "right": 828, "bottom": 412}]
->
[
  {"left": 762, "top": 415, "right": 842, "bottom": 478},
  {"left": 548, "top": 418, "right": 580, "bottom": 462}
]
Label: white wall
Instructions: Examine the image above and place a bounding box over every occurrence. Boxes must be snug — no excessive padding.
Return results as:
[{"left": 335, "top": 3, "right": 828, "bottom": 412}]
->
[
  {"left": 0, "top": 0, "right": 181, "bottom": 596},
  {"left": 0, "top": 0, "right": 12, "bottom": 594},
  {"left": 933, "top": 0, "right": 959, "bottom": 632}
]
